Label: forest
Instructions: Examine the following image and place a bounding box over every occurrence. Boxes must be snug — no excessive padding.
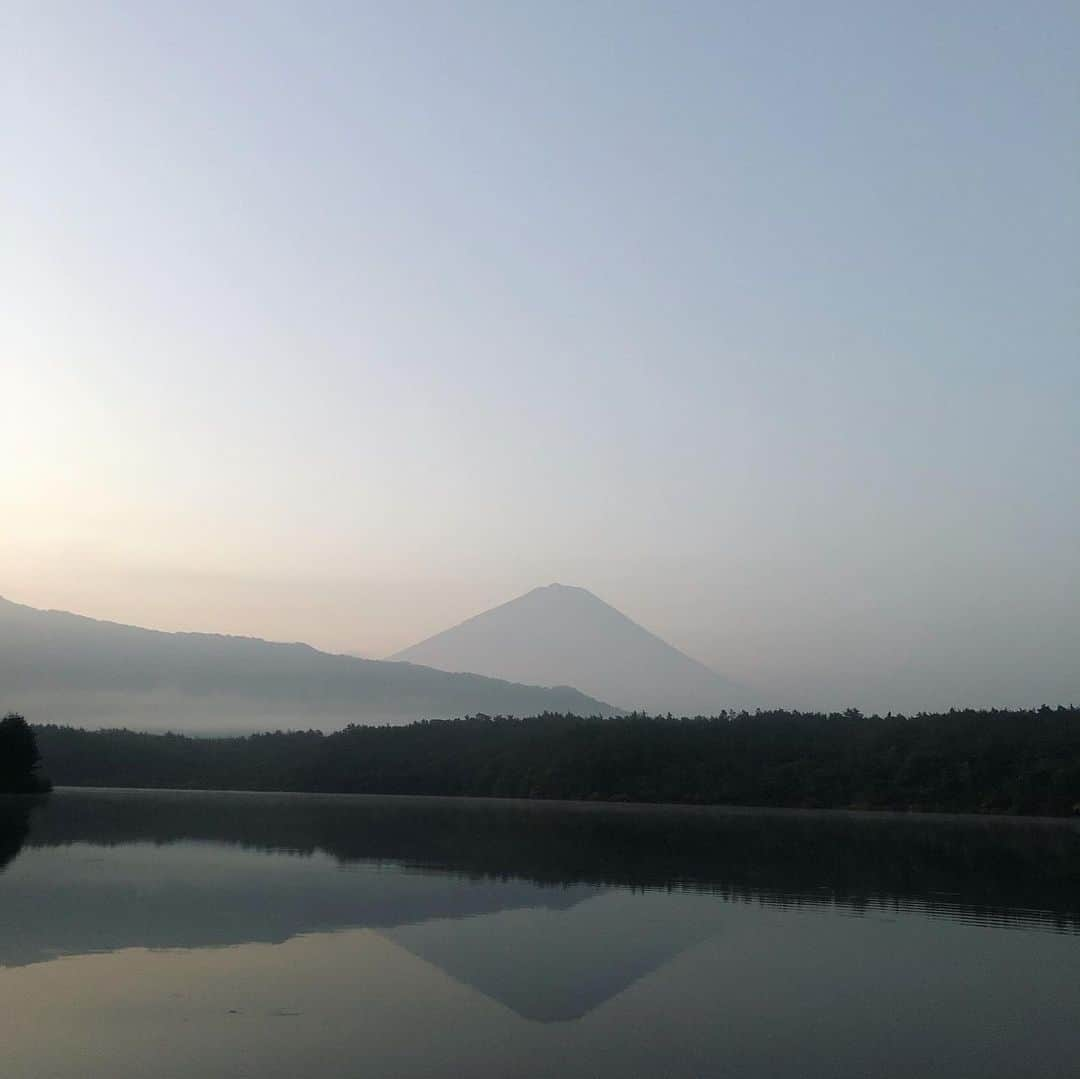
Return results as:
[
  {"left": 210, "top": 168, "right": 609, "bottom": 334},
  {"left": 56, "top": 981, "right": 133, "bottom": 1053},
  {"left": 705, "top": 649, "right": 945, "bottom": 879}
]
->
[{"left": 27, "top": 707, "right": 1080, "bottom": 816}]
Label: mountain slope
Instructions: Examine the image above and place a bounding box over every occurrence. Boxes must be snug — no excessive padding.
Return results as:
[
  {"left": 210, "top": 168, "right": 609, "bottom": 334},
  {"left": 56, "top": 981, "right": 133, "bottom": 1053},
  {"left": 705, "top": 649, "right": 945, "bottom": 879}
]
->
[
  {"left": 392, "top": 584, "right": 749, "bottom": 715},
  {"left": 0, "top": 596, "right": 612, "bottom": 733}
]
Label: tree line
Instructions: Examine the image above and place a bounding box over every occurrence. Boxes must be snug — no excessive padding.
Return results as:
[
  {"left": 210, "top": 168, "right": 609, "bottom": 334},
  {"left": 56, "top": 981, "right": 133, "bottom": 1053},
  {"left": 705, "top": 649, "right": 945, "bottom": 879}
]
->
[{"left": 28, "top": 707, "right": 1080, "bottom": 815}]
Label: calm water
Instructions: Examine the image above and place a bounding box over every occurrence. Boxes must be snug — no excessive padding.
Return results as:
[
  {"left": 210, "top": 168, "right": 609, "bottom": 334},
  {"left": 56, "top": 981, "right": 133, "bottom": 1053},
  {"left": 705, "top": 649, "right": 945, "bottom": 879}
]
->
[{"left": 1, "top": 790, "right": 1078, "bottom": 1079}]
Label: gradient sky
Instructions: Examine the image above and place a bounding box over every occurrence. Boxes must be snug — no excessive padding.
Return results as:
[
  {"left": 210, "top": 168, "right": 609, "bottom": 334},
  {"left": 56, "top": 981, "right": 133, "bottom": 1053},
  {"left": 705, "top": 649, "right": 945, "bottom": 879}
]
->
[{"left": 4, "top": 1, "right": 1078, "bottom": 712}]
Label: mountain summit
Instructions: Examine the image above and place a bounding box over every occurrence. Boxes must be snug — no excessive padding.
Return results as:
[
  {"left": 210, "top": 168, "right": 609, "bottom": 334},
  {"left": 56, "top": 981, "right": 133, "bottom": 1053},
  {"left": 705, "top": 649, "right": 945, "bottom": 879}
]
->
[{"left": 392, "top": 584, "right": 749, "bottom": 715}]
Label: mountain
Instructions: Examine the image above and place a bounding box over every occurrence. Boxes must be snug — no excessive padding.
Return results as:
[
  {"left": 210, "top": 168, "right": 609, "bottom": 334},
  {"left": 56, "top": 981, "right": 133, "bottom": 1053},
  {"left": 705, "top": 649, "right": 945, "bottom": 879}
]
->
[
  {"left": 392, "top": 583, "right": 749, "bottom": 715},
  {"left": 0, "top": 595, "right": 612, "bottom": 733}
]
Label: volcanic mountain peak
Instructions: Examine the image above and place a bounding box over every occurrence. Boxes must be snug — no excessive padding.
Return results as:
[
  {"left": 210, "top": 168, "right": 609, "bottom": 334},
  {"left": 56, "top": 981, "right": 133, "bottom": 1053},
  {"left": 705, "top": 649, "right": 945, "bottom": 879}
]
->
[{"left": 392, "top": 584, "right": 750, "bottom": 715}]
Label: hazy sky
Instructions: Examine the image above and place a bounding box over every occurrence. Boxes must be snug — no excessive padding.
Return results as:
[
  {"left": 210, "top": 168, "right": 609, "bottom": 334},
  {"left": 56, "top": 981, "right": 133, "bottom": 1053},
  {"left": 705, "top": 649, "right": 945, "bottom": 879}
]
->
[{"left": 4, "top": 2, "right": 1078, "bottom": 712}]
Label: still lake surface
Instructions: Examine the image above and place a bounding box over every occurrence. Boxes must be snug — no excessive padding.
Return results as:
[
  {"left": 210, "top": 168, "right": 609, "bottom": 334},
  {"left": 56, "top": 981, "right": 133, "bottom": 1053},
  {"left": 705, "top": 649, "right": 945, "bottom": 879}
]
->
[{"left": 1, "top": 789, "right": 1078, "bottom": 1079}]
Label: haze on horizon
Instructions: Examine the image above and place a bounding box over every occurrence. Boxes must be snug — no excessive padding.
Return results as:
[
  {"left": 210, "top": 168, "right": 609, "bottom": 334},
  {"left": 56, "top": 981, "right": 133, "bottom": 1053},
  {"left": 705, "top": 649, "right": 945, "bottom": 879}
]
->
[{"left": 4, "top": 2, "right": 1078, "bottom": 715}]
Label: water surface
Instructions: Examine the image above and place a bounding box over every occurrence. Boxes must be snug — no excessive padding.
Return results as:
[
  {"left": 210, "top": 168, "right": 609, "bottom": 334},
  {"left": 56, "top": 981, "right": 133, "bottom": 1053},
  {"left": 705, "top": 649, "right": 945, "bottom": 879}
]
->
[{"left": 1, "top": 789, "right": 1078, "bottom": 1078}]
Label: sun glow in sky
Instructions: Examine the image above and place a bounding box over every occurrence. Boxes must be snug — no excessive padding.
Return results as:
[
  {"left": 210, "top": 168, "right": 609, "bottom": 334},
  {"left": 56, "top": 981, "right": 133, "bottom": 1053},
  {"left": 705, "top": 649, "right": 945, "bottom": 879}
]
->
[{"left": 3, "top": 2, "right": 1078, "bottom": 711}]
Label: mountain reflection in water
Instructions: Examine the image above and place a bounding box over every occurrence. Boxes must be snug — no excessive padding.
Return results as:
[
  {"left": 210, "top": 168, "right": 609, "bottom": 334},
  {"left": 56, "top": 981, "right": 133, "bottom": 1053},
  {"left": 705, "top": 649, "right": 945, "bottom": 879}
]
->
[
  {"left": 1, "top": 789, "right": 1079, "bottom": 1079},
  {"left": 6, "top": 789, "right": 1080, "bottom": 932}
]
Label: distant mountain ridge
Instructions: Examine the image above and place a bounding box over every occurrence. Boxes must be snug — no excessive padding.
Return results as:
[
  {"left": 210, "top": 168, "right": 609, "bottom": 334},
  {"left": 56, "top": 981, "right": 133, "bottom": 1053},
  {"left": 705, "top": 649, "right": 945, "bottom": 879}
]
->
[
  {"left": 392, "top": 583, "right": 749, "bottom": 715},
  {"left": 0, "top": 595, "right": 613, "bottom": 733}
]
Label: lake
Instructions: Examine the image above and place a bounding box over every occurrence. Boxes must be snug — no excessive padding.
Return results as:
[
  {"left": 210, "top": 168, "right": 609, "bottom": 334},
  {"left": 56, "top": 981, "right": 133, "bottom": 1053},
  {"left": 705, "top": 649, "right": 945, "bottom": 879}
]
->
[{"left": 1, "top": 789, "right": 1078, "bottom": 1078}]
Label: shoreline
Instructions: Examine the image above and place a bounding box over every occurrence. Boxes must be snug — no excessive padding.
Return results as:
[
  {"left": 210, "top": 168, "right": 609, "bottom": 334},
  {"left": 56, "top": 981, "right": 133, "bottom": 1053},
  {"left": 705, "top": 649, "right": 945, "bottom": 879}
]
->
[{"left": 43, "top": 784, "right": 1080, "bottom": 826}]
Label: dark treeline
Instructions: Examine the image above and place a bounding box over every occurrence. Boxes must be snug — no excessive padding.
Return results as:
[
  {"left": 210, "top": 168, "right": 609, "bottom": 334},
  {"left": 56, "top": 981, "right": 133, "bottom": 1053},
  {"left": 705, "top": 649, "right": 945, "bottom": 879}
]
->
[
  {"left": 33, "top": 707, "right": 1080, "bottom": 816},
  {"left": 0, "top": 713, "right": 51, "bottom": 794}
]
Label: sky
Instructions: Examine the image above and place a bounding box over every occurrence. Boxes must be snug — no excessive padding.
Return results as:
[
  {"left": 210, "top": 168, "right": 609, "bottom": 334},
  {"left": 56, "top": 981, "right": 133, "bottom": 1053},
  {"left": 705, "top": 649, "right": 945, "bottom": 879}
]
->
[{"left": 3, "top": 1, "right": 1078, "bottom": 713}]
